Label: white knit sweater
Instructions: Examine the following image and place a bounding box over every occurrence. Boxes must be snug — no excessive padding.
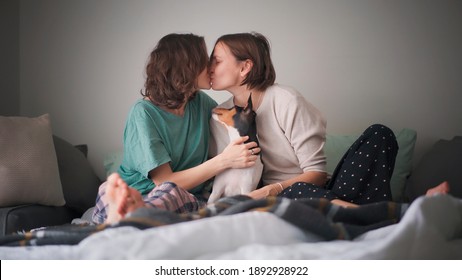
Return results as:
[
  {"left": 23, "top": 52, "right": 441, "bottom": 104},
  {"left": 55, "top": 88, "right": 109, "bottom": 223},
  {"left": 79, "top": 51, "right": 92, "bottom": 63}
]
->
[{"left": 210, "top": 84, "right": 327, "bottom": 185}]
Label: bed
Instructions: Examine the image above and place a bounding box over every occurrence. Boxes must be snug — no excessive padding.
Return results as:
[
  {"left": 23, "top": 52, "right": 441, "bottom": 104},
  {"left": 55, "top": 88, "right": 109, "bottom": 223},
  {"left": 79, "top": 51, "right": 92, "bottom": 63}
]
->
[{"left": 0, "top": 194, "right": 461, "bottom": 259}]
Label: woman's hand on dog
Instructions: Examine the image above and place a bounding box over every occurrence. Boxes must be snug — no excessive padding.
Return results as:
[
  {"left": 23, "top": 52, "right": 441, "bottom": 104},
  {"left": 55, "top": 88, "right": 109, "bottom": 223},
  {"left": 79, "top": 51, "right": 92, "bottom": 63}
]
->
[
  {"left": 219, "top": 136, "right": 260, "bottom": 169},
  {"left": 247, "top": 184, "right": 280, "bottom": 199}
]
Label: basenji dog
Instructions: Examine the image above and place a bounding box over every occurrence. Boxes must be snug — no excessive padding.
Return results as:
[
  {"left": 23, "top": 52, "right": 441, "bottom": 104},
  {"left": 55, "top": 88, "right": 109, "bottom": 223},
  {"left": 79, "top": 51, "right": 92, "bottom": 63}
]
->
[{"left": 208, "top": 95, "right": 263, "bottom": 204}]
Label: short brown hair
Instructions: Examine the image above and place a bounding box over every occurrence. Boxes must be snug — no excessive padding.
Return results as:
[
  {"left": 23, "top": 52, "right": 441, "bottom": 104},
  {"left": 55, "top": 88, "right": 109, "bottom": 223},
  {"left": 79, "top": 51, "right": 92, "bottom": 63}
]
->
[
  {"left": 141, "top": 33, "right": 208, "bottom": 109},
  {"left": 212, "top": 32, "right": 276, "bottom": 91}
]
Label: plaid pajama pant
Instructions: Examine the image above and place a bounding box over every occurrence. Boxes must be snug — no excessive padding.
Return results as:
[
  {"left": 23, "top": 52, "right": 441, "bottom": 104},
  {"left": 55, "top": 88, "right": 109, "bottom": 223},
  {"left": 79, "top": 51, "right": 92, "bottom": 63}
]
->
[{"left": 92, "top": 181, "right": 206, "bottom": 224}]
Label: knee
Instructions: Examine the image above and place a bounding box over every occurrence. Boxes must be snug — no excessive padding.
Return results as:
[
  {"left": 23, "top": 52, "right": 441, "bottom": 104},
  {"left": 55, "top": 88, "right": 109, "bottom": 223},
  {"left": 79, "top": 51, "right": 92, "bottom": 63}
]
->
[
  {"left": 365, "top": 124, "right": 397, "bottom": 146},
  {"left": 366, "top": 124, "right": 393, "bottom": 135},
  {"left": 154, "top": 181, "right": 195, "bottom": 198},
  {"left": 154, "top": 181, "right": 180, "bottom": 193},
  {"left": 157, "top": 181, "right": 178, "bottom": 188}
]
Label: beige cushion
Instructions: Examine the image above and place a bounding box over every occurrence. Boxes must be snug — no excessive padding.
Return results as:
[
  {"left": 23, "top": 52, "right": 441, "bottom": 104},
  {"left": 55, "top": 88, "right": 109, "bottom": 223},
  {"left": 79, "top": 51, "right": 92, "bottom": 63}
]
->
[{"left": 0, "top": 114, "right": 65, "bottom": 207}]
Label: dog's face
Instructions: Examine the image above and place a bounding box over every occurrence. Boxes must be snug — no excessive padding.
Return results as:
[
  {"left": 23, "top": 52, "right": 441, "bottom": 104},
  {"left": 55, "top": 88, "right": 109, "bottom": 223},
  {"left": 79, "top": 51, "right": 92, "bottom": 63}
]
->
[{"left": 212, "top": 95, "right": 256, "bottom": 137}]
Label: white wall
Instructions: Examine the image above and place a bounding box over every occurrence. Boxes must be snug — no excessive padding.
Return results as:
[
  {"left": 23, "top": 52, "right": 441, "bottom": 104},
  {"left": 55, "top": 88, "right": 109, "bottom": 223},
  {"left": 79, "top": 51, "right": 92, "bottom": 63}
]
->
[{"left": 20, "top": 0, "right": 462, "bottom": 179}]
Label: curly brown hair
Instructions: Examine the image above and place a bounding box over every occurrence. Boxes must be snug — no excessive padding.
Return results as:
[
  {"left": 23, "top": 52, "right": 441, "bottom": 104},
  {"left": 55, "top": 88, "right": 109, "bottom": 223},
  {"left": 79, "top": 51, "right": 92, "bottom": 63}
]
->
[
  {"left": 141, "top": 33, "right": 208, "bottom": 109},
  {"left": 211, "top": 32, "right": 276, "bottom": 92}
]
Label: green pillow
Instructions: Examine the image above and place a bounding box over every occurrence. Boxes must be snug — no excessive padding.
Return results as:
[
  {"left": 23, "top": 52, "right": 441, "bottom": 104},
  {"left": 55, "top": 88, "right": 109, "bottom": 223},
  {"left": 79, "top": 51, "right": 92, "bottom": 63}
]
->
[
  {"left": 325, "top": 128, "right": 416, "bottom": 202},
  {"left": 103, "top": 151, "right": 123, "bottom": 177}
]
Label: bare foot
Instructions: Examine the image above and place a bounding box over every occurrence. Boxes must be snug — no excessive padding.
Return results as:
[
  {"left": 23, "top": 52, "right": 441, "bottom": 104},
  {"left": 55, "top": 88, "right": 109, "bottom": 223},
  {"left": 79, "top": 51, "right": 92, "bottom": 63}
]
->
[
  {"left": 426, "top": 181, "right": 450, "bottom": 196},
  {"left": 105, "top": 173, "right": 145, "bottom": 224}
]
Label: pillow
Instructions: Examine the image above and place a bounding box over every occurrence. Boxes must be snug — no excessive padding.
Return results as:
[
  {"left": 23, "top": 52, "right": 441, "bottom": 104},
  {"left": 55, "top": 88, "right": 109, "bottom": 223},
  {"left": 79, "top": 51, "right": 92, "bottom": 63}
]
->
[
  {"left": 405, "top": 136, "right": 462, "bottom": 202},
  {"left": 325, "top": 128, "right": 417, "bottom": 202},
  {"left": 0, "top": 114, "right": 65, "bottom": 207},
  {"left": 53, "top": 136, "right": 102, "bottom": 214}
]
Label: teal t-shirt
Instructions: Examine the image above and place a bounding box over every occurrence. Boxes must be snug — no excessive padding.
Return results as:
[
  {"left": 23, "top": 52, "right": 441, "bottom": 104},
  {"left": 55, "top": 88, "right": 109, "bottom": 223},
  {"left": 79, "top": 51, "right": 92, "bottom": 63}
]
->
[{"left": 118, "top": 91, "right": 218, "bottom": 195}]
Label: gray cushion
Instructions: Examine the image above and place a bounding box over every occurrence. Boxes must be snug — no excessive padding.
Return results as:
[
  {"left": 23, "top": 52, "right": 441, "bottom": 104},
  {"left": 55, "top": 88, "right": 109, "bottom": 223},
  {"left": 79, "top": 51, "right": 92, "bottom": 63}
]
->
[
  {"left": 53, "top": 136, "right": 101, "bottom": 213},
  {"left": 405, "top": 136, "right": 462, "bottom": 201},
  {"left": 0, "top": 114, "right": 65, "bottom": 207},
  {"left": 0, "top": 135, "right": 101, "bottom": 236}
]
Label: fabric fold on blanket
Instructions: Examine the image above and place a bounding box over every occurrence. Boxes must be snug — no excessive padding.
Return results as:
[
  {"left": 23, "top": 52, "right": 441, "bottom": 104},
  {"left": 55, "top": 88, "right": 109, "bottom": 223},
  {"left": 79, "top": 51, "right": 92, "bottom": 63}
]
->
[{"left": 0, "top": 196, "right": 407, "bottom": 247}]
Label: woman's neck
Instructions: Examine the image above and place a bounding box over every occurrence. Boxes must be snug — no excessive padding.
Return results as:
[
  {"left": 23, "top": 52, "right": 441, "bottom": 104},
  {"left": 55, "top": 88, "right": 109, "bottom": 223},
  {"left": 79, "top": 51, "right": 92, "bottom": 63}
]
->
[
  {"left": 231, "top": 87, "right": 264, "bottom": 110},
  {"left": 166, "top": 102, "right": 186, "bottom": 116}
]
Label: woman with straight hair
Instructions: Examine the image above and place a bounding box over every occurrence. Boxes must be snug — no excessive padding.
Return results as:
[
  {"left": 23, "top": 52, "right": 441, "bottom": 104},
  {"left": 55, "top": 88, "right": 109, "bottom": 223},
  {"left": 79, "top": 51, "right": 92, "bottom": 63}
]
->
[{"left": 208, "top": 32, "right": 399, "bottom": 207}]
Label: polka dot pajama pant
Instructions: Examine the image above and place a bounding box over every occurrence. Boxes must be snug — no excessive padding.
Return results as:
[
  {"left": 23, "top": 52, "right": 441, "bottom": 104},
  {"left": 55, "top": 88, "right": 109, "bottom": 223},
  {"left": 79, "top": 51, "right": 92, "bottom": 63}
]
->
[{"left": 279, "top": 124, "right": 398, "bottom": 205}]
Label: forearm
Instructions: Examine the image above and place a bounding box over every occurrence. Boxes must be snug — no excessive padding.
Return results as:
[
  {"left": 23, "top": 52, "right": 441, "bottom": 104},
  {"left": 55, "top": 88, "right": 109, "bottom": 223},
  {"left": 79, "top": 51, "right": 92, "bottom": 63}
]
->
[
  {"left": 149, "top": 136, "right": 258, "bottom": 191},
  {"left": 149, "top": 155, "right": 229, "bottom": 191},
  {"left": 249, "top": 171, "right": 327, "bottom": 199},
  {"left": 278, "top": 171, "right": 328, "bottom": 190},
  {"left": 269, "top": 172, "right": 358, "bottom": 208}
]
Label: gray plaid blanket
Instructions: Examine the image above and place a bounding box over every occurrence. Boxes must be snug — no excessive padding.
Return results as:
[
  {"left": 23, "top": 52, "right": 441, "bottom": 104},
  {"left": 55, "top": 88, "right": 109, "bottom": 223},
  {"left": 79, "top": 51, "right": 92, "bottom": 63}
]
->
[{"left": 0, "top": 196, "right": 407, "bottom": 246}]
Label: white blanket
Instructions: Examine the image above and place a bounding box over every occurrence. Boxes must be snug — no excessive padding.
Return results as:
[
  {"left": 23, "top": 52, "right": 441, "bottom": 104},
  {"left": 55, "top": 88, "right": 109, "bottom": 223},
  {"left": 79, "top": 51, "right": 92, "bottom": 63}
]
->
[{"left": 1, "top": 195, "right": 461, "bottom": 259}]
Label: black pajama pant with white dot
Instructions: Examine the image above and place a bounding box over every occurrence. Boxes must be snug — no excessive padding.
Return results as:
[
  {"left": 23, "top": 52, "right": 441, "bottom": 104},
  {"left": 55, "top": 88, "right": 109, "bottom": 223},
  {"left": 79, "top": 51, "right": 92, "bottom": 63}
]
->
[{"left": 279, "top": 124, "right": 399, "bottom": 205}]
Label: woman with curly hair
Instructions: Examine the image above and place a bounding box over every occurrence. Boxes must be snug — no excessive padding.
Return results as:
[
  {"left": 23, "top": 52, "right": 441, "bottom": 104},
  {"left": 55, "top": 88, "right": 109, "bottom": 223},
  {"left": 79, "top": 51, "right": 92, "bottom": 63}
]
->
[{"left": 92, "top": 34, "right": 259, "bottom": 224}]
